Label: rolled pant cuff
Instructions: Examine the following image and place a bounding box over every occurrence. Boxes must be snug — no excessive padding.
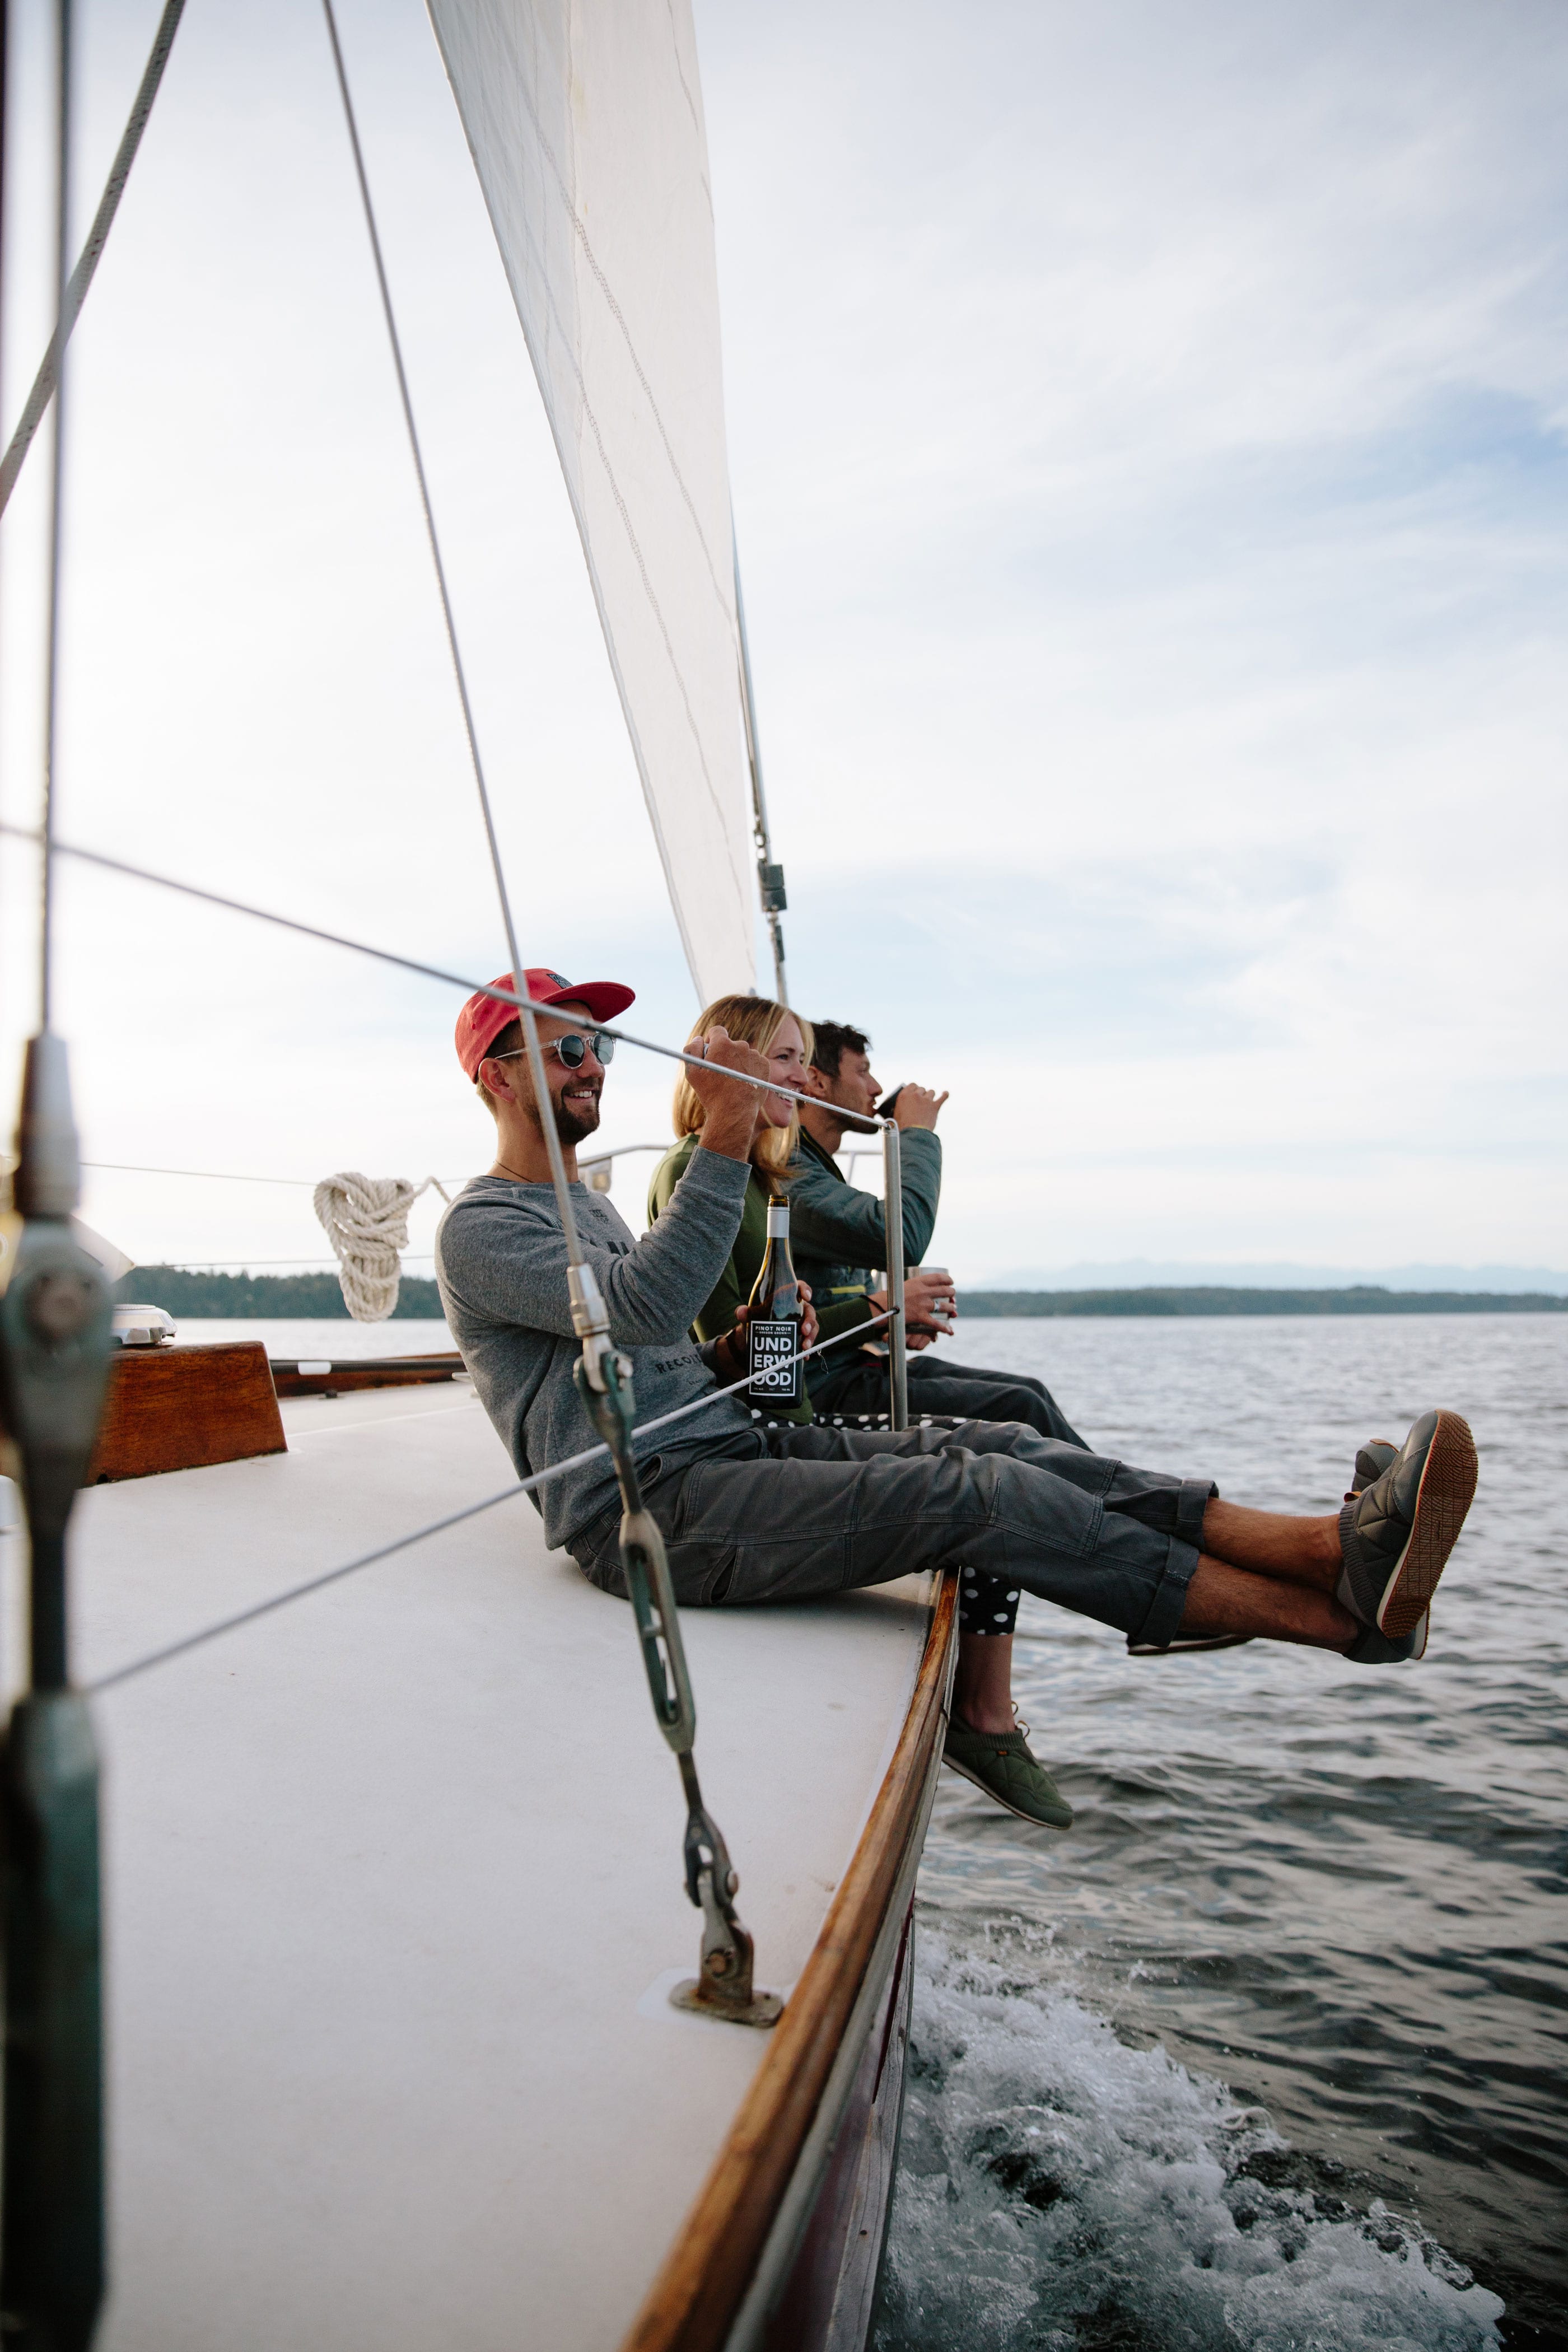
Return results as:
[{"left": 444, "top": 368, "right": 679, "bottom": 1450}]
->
[
  {"left": 1177, "top": 1477, "right": 1217, "bottom": 1551},
  {"left": 1127, "top": 1534, "right": 1201, "bottom": 1650}
]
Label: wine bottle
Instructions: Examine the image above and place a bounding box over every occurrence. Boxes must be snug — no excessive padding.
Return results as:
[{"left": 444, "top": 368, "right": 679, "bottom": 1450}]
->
[{"left": 746, "top": 1197, "right": 802, "bottom": 1407}]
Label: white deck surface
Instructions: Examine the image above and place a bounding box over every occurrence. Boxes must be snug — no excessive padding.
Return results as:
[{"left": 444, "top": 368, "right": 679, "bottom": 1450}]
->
[{"left": 53, "top": 1382, "right": 931, "bottom": 2351}]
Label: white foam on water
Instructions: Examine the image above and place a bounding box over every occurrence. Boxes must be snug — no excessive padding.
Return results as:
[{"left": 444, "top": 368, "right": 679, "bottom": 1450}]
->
[{"left": 875, "top": 1933, "right": 1505, "bottom": 2352}]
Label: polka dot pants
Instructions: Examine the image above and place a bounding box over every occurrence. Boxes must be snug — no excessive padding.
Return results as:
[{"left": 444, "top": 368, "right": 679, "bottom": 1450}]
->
[{"left": 959, "top": 1571, "right": 1020, "bottom": 1636}]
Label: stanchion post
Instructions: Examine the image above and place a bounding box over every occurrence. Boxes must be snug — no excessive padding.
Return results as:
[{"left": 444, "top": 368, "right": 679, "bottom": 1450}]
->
[
  {"left": 0, "top": 1035, "right": 114, "bottom": 2352},
  {"left": 882, "top": 1120, "right": 909, "bottom": 1432}
]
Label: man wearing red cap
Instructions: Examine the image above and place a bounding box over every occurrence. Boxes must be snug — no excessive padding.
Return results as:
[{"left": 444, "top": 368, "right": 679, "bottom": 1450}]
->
[
  {"left": 452, "top": 967, "right": 638, "bottom": 1096},
  {"left": 435, "top": 970, "right": 1477, "bottom": 1834}
]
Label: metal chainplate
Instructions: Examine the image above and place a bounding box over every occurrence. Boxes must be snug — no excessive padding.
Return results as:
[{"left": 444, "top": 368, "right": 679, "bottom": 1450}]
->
[{"left": 668, "top": 1851, "right": 783, "bottom": 2031}]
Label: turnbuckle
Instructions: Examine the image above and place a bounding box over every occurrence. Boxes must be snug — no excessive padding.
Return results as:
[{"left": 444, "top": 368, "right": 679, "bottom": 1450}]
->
[
  {"left": 567, "top": 1262, "right": 613, "bottom": 1392},
  {"left": 572, "top": 1347, "right": 780, "bottom": 2028}
]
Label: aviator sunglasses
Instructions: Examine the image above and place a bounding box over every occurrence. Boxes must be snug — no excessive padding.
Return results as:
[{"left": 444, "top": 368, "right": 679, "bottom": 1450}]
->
[{"left": 491, "top": 1030, "right": 616, "bottom": 1070}]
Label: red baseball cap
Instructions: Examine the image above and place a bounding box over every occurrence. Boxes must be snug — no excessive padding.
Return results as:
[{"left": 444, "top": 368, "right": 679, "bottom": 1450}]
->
[{"left": 455, "top": 968, "right": 636, "bottom": 1081}]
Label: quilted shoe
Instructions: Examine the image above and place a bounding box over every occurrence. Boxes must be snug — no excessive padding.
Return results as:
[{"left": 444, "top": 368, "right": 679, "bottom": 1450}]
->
[
  {"left": 1345, "top": 1614, "right": 1429, "bottom": 1664},
  {"left": 1347, "top": 1439, "right": 1398, "bottom": 1499},
  {"left": 1337, "top": 1410, "right": 1477, "bottom": 1640},
  {"left": 943, "top": 1716, "right": 1073, "bottom": 1830},
  {"left": 1342, "top": 1440, "right": 1427, "bottom": 1659}
]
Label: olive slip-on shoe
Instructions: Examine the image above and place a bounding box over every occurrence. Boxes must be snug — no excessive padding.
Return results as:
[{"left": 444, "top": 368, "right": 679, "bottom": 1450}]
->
[{"left": 943, "top": 1716, "right": 1074, "bottom": 1830}]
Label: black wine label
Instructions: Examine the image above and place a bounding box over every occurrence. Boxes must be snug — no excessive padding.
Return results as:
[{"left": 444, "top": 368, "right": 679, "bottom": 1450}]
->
[{"left": 747, "top": 1317, "right": 801, "bottom": 1403}]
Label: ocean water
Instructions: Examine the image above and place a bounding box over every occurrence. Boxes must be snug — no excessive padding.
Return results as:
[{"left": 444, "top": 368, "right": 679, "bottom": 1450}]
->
[
  {"left": 875, "top": 1315, "right": 1567, "bottom": 2352},
  {"left": 162, "top": 1317, "right": 456, "bottom": 1357},
  {"left": 149, "top": 1312, "right": 1565, "bottom": 2339}
]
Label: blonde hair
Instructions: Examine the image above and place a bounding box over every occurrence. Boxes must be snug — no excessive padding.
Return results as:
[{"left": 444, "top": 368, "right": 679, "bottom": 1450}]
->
[{"left": 673, "top": 995, "right": 813, "bottom": 1182}]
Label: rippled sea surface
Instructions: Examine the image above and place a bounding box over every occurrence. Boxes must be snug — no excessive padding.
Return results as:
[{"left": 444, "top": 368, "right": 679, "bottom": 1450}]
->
[{"left": 875, "top": 1315, "right": 1567, "bottom": 2352}]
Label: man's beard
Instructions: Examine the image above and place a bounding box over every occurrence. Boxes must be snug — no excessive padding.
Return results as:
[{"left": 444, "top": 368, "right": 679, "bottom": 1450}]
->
[
  {"left": 544, "top": 1086, "right": 601, "bottom": 1149},
  {"left": 837, "top": 1098, "right": 880, "bottom": 1136}
]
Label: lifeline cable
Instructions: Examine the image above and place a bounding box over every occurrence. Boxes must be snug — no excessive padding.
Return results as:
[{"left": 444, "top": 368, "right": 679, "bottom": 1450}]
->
[
  {"left": 81, "top": 1160, "right": 319, "bottom": 1187},
  {"left": 84, "top": 1307, "right": 893, "bottom": 1695}
]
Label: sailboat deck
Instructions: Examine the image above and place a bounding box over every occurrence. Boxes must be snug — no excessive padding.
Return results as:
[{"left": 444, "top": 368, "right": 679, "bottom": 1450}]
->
[{"left": 44, "top": 1376, "right": 933, "bottom": 2350}]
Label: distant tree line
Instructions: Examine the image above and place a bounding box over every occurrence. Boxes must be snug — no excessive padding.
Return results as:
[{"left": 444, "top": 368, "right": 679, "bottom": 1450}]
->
[
  {"left": 956, "top": 1285, "right": 1567, "bottom": 1318},
  {"left": 114, "top": 1267, "right": 447, "bottom": 1319},
  {"left": 113, "top": 1269, "right": 1566, "bottom": 1320}
]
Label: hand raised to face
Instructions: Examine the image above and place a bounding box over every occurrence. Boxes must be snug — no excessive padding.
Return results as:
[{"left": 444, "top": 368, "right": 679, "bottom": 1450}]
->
[{"left": 893, "top": 1084, "right": 949, "bottom": 1132}]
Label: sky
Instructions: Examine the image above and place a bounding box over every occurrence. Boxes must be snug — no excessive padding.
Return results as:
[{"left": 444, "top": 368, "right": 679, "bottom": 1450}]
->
[{"left": 2, "top": 0, "right": 1565, "bottom": 1287}]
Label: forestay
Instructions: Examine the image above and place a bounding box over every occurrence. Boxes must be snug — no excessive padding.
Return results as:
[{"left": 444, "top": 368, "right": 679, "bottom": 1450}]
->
[{"left": 427, "top": 0, "right": 754, "bottom": 1005}]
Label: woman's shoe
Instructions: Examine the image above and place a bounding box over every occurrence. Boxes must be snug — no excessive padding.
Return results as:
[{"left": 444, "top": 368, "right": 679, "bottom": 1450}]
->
[{"left": 942, "top": 1715, "right": 1074, "bottom": 1830}]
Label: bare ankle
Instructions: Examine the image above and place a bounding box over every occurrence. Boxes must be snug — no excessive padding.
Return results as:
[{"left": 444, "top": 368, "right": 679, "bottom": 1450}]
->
[{"left": 953, "top": 1701, "right": 1016, "bottom": 1737}]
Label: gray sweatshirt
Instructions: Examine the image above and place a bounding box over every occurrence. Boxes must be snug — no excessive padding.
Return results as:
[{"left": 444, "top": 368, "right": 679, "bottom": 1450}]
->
[{"left": 435, "top": 1143, "right": 761, "bottom": 1550}]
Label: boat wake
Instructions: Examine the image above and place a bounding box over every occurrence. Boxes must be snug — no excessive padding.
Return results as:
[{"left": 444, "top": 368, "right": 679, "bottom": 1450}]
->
[{"left": 875, "top": 1930, "right": 1504, "bottom": 2352}]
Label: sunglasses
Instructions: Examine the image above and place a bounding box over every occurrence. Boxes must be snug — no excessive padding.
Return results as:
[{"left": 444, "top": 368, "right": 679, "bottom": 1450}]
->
[{"left": 492, "top": 1030, "right": 616, "bottom": 1070}]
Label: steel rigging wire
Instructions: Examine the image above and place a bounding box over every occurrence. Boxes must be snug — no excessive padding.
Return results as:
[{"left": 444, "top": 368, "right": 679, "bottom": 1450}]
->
[
  {"left": 0, "top": 0, "right": 188, "bottom": 515},
  {"left": 317, "top": 0, "right": 590, "bottom": 1286},
  {"left": 0, "top": 820, "right": 883, "bottom": 1123}
]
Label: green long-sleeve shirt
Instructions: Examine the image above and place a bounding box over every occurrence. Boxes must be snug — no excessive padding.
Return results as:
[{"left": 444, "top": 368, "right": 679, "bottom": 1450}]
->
[
  {"left": 647, "top": 1135, "right": 815, "bottom": 1422},
  {"left": 786, "top": 1125, "right": 942, "bottom": 1396}
]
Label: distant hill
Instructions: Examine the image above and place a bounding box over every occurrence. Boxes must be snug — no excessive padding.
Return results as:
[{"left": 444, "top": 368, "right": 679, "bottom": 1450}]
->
[
  {"left": 956, "top": 1285, "right": 1568, "bottom": 1318},
  {"left": 114, "top": 1267, "right": 1568, "bottom": 1322},
  {"left": 114, "top": 1267, "right": 446, "bottom": 1319},
  {"left": 978, "top": 1259, "right": 1568, "bottom": 1295}
]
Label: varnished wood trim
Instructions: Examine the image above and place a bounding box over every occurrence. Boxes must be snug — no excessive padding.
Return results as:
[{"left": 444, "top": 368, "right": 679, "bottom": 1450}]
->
[
  {"left": 90, "top": 1342, "right": 286, "bottom": 1482},
  {"left": 621, "top": 1571, "right": 958, "bottom": 2352},
  {"left": 269, "top": 1354, "right": 463, "bottom": 1398}
]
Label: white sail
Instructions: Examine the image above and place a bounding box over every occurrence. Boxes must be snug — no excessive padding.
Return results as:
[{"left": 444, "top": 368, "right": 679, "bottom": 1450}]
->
[{"left": 427, "top": 0, "right": 755, "bottom": 1005}]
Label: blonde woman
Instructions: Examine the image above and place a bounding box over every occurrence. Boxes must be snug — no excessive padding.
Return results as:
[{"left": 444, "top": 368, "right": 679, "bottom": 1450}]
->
[{"left": 648, "top": 995, "right": 830, "bottom": 1422}]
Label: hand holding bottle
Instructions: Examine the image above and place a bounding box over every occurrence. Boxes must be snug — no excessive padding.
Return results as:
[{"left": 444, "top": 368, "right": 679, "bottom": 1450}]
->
[{"left": 724, "top": 1283, "right": 816, "bottom": 1380}]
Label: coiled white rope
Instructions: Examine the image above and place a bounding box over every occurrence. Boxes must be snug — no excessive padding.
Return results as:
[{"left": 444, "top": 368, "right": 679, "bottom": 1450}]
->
[{"left": 312, "top": 1172, "right": 450, "bottom": 1322}]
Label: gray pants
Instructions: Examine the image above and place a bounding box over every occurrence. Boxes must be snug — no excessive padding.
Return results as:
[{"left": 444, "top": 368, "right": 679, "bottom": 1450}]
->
[
  {"left": 573, "top": 1418, "right": 1214, "bottom": 1650},
  {"left": 808, "top": 1350, "right": 1088, "bottom": 1448}
]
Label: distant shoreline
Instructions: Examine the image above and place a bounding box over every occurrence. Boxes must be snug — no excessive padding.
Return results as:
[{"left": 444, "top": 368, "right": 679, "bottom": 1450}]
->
[
  {"left": 113, "top": 1267, "right": 1568, "bottom": 1320},
  {"left": 113, "top": 1267, "right": 449, "bottom": 1319},
  {"left": 956, "top": 1285, "right": 1567, "bottom": 1317}
]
